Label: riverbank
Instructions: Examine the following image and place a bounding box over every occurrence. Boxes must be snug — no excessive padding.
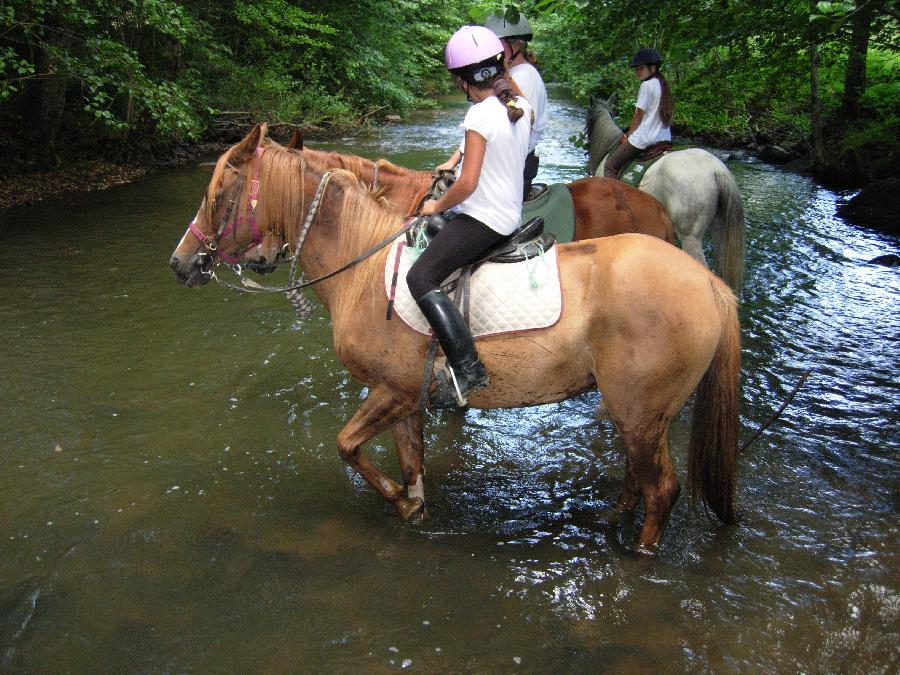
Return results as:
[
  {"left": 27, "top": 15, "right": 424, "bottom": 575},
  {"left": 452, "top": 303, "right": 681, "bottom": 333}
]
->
[
  {"left": 0, "top": 134, "right": 777, "bottom": 210},
  {"left": 0, "top": 161, "right": 149, "bottom": 210},
  {"left": 0, "top": 130, "right": 337, "bottom": 210},
  {"left": 0, "top": 126, "right": 889, "bottom": 236}
]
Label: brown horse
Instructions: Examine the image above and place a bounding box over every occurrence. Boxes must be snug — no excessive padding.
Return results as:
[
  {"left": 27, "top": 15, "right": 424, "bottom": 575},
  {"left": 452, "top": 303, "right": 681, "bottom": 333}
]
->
[
  {"left": 170, "top": 124, "right": 741, "bottom": 552},
  {"left": 240, "top": 133, "right": 674, "bottom": 269}
]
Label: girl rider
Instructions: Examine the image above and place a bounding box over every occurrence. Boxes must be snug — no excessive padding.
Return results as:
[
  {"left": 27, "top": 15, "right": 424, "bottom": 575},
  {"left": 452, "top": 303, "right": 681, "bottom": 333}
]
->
[
  {"left": 407, "top": 25, "right": 533, "bottom": 408},
  {"left": 484, "top": 11, "right": 548, "bottom": 199},
  {"left": 604, "top": 47, "right": 674, "bottom": 180}
]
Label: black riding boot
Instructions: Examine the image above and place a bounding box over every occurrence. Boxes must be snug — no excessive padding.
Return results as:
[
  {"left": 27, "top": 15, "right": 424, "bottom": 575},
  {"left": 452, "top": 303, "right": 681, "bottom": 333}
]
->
[{"left": 416, "top": 289, "right": 489, "bottom": 408}]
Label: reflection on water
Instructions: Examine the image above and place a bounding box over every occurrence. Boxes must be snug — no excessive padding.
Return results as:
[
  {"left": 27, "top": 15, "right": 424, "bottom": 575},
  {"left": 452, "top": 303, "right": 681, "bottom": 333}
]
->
[{"left": 0, "top": 87, "right": 897, "bottom": 672}]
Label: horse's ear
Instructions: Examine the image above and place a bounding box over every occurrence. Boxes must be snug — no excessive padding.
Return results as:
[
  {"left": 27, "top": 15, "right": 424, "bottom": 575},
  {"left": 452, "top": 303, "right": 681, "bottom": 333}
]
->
[
  {"left": 607, "top": 93, "right": 617, "bottom": 108},
  {"left": 232, "top": 123, "right": 267, "bottom": 164},
  {"left": 287, "top": 130, "right": 304, "bottom": 150}
]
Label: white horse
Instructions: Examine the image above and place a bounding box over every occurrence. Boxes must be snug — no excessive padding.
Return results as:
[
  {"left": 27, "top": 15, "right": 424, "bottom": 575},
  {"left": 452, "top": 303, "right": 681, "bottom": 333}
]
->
[{"left": 588, "top": 95, "right": 746, "bottom": 289}]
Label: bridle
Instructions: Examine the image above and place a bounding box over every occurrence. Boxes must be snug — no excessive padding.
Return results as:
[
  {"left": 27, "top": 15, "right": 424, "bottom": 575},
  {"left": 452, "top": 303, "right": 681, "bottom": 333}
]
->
[
  {"left": 193, "top": 151, "right": 454, "bottom": 318},
  {"left": 189, "top": 146, "right": 265, "bottom": 265},
  {"left": 236, "top": 166, "right": 455, "bottom": 280},
  {"left": 197, "top": 153, "right": 412, "bottom": 299}
]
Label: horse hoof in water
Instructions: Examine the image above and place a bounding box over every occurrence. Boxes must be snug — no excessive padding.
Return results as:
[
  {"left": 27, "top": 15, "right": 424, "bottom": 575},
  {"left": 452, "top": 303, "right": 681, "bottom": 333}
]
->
[
  {"left": 395, "top": 496, "right": 425, "bottom": 522},
  {"left": 633, "top": 542, "right": 660, "bottom": 557}
]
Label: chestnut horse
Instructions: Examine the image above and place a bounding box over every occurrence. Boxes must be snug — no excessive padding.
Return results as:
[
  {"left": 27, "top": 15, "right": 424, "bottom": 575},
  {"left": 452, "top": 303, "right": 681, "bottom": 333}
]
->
[
  {"left": 239, "top": 133, "right": 674, "bottom": 270},
  {"left": 170, "top": 124, "right": 741, "bottom": 551}
]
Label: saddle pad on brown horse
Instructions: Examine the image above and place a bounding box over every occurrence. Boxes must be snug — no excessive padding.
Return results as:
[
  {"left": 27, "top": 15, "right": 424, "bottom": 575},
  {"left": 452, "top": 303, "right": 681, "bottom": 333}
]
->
[{"left": 384, "top": 241, "right": 562, "bottom": 338}]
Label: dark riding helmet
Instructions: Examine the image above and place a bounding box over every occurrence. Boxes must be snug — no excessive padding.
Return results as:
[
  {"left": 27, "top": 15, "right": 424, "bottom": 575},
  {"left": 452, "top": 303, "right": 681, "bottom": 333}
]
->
[{"left": 630, "top": 47, "right": 662, "bottom": 67}]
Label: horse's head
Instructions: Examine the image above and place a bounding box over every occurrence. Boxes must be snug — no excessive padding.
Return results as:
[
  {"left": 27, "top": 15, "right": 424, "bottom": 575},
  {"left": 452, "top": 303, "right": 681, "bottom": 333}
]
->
[
  {"left": 170, "top": 124, "right": 272, "bottom": 286},
  {"left": 585, "top": 94, "right": 620, "bottom": 175},
  {"left": 586, "top": 93, "right": 617, "bottom": 134}
]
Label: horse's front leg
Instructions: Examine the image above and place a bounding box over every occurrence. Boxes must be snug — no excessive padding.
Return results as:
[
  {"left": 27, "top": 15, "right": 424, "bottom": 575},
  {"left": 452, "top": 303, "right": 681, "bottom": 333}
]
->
[
  {"left": 391, "top": 411, "right": 426, "bottom": 510},
  {"left": 336, "top": 386, "right": 423, "bottom": 521}
]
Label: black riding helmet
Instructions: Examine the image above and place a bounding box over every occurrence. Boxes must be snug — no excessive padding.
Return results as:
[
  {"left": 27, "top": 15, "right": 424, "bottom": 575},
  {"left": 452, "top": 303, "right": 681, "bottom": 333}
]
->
[{"left": 630, "top": 47, "right": 662, "bottom": 67}]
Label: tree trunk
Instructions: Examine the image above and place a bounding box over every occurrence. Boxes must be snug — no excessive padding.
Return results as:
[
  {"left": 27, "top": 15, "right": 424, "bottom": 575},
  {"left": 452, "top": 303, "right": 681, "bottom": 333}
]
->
[
  {"left": 809, "top": 2, "right": 825, "bottom": 168},
  {"left": 840, "top": 0, "right": 875, "bottom": 120},
  {"left": 33, "top": 31, "right": 70, "bottom": 163}
]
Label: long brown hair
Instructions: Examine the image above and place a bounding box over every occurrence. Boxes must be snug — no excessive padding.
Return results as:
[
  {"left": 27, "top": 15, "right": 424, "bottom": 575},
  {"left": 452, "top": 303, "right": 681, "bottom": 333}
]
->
[{"left": 653, "top": 70, "right": 674, "bottom": 126}]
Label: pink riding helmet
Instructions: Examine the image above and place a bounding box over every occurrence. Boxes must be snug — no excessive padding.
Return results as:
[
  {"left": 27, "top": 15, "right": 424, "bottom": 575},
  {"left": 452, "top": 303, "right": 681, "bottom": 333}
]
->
[{"left": 445, "top": 25, "right": 504, "bottom": 72}]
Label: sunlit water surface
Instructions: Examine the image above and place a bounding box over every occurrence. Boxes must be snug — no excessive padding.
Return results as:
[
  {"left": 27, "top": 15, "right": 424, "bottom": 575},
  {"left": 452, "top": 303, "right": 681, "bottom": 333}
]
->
[{"left": 0, "top": 88, "right": 897, "bottom": 672}]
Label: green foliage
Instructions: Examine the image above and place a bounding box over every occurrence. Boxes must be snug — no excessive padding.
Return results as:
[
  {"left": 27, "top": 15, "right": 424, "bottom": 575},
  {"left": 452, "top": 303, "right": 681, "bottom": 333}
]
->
[
  {"left": 535, "top": 0, "right": 897, "bottom": 171},
  {"left": 0, "top": 0, "right": 469, "bottom": 161},
  {"left": 0, "top": 0, "right": 896, "bottom": 185}
]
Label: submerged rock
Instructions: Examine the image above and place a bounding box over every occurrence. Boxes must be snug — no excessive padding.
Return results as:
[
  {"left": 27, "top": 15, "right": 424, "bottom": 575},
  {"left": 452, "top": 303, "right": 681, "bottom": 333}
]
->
[
  {"left": 838, "top": 177, "right": 900, "bottom": 234},
  {"left": 868, "top": 254, "right": 900, "bottom": 267},
  {"left": 758, "top": 144, "right": 793, "bottom": 164}
]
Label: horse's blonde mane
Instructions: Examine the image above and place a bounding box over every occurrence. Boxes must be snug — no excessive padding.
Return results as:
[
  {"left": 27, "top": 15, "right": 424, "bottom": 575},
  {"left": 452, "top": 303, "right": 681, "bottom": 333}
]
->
[{"left": 254, "top": 143, "right": 402, "bottom": 311}]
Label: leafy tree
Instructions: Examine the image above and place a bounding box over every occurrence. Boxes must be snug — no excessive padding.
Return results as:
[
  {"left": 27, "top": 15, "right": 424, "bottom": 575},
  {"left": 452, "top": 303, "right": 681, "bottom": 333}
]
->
[
  {"left": 526, "top": 0, "right": 898, "bottom": 184},
  {"left": 0, "top": 0, "right": 470, "bottom": 165}
]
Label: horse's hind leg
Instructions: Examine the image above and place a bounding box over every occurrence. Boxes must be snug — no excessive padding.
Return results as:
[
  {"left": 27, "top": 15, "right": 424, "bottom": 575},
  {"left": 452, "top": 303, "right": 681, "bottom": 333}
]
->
[
  {"left": 620, "top": 428, "right": 681, "bottom": 552},
  {"left": 679, "top": 231, "right": 708, "bottom": 268},
  {"left": 336, "top": 386, "right": 423, "bottom": 521},
  {"left": 391, "top": 411, "right": 426, "bottom": 511},
  {"left": 613, "top": 454, "right": 642, "bottom": 517}
]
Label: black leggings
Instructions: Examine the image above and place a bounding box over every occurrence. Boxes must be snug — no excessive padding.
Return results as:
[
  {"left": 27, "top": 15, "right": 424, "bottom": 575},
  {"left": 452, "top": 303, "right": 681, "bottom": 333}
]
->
[
  {"left": 524, "top": 150, "right": 539, "bottom": 197},
  {"left": 406, "top": 213, "right": 504, "bottom": 301}
]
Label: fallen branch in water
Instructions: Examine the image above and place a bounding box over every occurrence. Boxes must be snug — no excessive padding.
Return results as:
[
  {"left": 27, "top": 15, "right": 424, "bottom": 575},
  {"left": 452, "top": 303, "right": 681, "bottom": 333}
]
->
[{"left": 740, "top": 369, "right": 812, "bottom": 453}]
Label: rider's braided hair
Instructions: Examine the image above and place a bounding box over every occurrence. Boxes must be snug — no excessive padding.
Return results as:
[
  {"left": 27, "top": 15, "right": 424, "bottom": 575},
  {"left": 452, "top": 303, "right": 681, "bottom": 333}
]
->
[
  {"left": 491, "top": 77, "right": 524, "bottom": 123},
  {"left": 463, "top": 72, "right": 523, "bottom": 123}
]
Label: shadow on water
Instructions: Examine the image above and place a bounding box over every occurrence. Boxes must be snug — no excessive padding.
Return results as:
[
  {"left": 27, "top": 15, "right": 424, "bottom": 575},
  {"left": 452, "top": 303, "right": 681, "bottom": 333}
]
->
[{"left": 0, "top": 88, "right": 897, "bottom": 671}]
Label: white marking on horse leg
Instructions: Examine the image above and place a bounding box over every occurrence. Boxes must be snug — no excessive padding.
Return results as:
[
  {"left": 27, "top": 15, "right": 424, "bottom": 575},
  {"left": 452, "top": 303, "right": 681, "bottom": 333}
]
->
[{"left": 407, "top": 474, "right": 425, "bottom": 503}]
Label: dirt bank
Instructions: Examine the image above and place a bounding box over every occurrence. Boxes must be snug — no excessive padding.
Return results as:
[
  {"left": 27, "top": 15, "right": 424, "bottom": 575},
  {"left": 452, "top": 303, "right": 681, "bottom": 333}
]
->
[{"left": 0, "top": 161, "right": 149, "bottom": 209}]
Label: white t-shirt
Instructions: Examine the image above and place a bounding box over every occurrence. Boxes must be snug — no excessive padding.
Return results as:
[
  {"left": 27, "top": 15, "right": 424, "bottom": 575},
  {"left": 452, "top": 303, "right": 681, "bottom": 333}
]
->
[
  {"left": 509, "top": 62, "right": 547, "bottom": 154},
  {"left": 457, "top": 96, "right": 532, "bottom": 235},
  {"left": 630, "top": 77, "right": 672, "bottom": 149}
]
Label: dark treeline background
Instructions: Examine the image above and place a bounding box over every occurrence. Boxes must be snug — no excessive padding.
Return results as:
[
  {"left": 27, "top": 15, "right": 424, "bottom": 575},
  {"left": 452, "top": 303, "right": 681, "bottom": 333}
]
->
[{"left": 1, "top": 0, "right": 897, "bottom": 187}]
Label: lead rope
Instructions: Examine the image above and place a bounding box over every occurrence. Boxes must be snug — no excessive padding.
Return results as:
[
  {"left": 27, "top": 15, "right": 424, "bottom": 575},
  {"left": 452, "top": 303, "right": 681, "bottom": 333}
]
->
[
  {"left": 739, "top": 369, "right": 812, "bottom": 453},
  {"left": 522, "top": 241, "right": 548, "bottom": 288},
  {"left": 283, "top": 170, "right": 335, "bottom": 318}
]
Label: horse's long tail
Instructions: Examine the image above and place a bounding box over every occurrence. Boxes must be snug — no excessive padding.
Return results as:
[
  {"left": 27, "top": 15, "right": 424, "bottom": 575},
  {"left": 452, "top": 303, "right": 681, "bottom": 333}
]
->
[
  {"left": 710, "top": 170, "right": 746, "bottom": 290},
  {"left": 688, "top": 278, "right": 740, "bottom": 524}
]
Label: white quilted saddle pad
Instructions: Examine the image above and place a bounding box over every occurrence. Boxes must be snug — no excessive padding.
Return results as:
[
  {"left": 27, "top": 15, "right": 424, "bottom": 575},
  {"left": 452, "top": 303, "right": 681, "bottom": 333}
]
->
[{"left": 384, "top": 241, "right": 562, "bottom": 338}]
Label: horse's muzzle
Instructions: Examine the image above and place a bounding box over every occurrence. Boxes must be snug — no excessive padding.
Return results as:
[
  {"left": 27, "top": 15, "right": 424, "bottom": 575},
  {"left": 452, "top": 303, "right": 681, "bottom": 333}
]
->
[{"left": 170, "top": 252, "right": 211, "bottom": 287}]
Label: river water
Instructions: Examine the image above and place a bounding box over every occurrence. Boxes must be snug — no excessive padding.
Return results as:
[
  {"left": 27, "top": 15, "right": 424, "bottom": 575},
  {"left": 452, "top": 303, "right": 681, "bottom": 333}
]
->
[{"left": 1, "top": 89, "right": 897, "bottom": 672}]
